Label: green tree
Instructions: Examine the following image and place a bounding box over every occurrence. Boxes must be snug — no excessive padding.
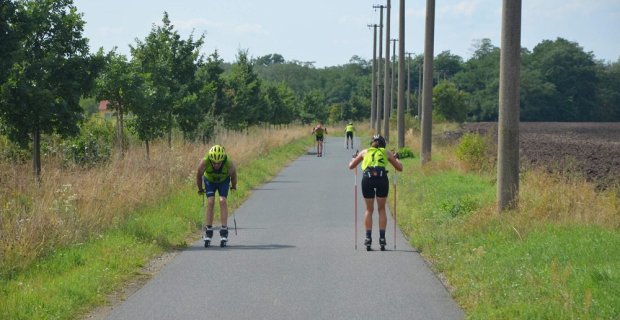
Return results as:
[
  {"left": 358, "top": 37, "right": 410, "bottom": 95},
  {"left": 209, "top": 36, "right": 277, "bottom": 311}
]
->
[
  {"left": 127, "top": 73, "right": 166, "bottom": 159},
  {"left": 432, "top": 80, "right": 468, "bottom": 122},
  {"left": 526, "top": 38, "right": 598, "bottom": 121},
  {"left": 434, "top": 50, "right": 463, "bottom": 81},
  {"left": 224, "top": 51, "right": 263, "bottom": 130},
  {"left": 0, "top": 0, "right": 100, "bottom": 177},
  {"left": 596, "top": 58, "right": 620, "bottom": 121},
  {"left": 130, "top": 12, "right": 204, "bottom": 146},
  {"left": 261, "top": 82, "right": 297, "bottom": 125},
  {"left": 95, "top": 49, "right": 142, "bottom": 156},
  {"left": 453, "top": 38, "right": 500, "bottom": 121},
  {"left": 300, "top": 90, "right": 327, "bottom": 124}
]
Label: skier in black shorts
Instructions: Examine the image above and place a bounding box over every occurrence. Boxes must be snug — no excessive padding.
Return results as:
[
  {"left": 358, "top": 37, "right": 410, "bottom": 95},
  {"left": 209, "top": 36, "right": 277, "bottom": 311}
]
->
[{"left": 348, "top": 135, "right": 402, "bottom": 250}]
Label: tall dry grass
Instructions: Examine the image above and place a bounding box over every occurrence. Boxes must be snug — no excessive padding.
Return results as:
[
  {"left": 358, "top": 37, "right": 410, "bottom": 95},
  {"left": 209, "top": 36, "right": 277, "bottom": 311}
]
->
[{"left": 0, "top": 125, "right": 309, "bottom": 277}]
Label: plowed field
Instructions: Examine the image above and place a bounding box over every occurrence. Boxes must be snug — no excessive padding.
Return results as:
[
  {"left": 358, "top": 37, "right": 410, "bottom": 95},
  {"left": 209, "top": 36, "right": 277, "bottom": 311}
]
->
[{"left": 456, "top": 122, "right": 620, "bottom": 187}]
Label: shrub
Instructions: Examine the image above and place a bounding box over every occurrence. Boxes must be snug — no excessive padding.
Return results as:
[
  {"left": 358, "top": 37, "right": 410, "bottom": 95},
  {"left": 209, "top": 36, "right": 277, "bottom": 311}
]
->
[
  {"left": 455, "top": 133, "right": 490, "bottom": 171},
  {"left": 396, "top": 147, "right": 415, "bottom": 159},
  {"left": 62, "top": 117, "right": 114, "bottom": 167}
]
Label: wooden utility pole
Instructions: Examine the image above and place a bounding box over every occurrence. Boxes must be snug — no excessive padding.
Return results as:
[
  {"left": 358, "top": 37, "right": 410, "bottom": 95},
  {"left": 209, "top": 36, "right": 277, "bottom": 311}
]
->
[
  {"left": 373, "top": 4, "right": 385, "bottom": 135},
  {"left": 421, "top": 0, "right": 435, "bottom": 164},
  {"left": 397, "top": 0, "right": 406, "bottom": 149},
  {"left": 497, "top": 0, "right": 522, "bottom": 211},
  {"left": 369, "top": 24, "right": 378, "bottom": 130},
  {"left": 383, "top": 0, "right": 391, "bottom": 143}
]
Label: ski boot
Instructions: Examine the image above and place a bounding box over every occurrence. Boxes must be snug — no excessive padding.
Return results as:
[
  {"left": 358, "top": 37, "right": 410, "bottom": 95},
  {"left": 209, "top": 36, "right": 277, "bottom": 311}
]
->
[
  {"left": 220, "top": 227, "right": 229, "bottom": 247},
  {"left": 379, "top": 238, "right": 387, "bottom": 251},
  {"left": 203, "top": 227, "right": 213, "bottom": 248},
  {"left": 364, "top": 237, "right": 372, "bottom": 251}
]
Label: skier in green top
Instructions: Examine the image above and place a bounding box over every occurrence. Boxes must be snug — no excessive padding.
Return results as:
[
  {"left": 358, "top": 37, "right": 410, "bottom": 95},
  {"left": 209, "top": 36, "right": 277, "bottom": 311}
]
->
[
  {"left": 196, "top": 144, "right": 237, "bottom": 247},
  {"left": 348, "top": 135, "right": 402, "bottom": 250},
  {"left": 312, "top": 123, "right": 327, "bottom": 157},
  {"left": 344, "top": 121, "right": 355, "bottom": 149}
]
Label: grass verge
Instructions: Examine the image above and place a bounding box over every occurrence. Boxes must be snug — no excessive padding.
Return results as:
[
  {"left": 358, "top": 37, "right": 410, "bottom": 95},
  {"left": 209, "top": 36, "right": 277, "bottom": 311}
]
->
[
  {"left": 0, "top": 136, "right": 312, "bottom": 320},
  {"left": 394, "top": 134, "right": 620, "bottom": 319}
]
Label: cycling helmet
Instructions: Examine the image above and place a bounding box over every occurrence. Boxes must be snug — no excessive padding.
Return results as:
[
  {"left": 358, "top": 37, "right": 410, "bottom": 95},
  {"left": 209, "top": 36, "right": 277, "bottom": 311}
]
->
[
  {"left": 208, "top": 145, "right": 226, "bottom": 162},
  {"left": 371, "top": 134, "right": 386, "bottom": 148}
]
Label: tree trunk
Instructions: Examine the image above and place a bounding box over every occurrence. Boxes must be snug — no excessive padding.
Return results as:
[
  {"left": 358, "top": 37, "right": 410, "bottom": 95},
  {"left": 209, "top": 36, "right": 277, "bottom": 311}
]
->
[
  {"left": 145, "top": 139, "right": 150, "bottom": 161},
  {"left": 32, "top": 127, "right": 41, "bottom": 180}
]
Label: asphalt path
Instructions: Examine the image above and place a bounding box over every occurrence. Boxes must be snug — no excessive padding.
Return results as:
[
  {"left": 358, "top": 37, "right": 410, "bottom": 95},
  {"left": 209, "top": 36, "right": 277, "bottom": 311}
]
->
[{"left": 105, "top": 137, "right": 464, "bottom": 320}]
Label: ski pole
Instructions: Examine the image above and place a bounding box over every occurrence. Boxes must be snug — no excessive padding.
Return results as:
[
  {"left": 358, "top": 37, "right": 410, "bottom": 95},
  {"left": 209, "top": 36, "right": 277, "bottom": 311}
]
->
[
  {"left": 393, "top": 173, "right": 397, "bottom": 250},
  {"left": 354, "top": 165, "right": 358, "bottom": 250}
]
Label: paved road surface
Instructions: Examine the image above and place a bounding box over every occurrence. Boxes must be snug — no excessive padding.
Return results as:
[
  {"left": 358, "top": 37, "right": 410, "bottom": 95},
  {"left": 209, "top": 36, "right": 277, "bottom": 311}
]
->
[{"left": 106, "top": 137, "right": 464, "bottom": 320}]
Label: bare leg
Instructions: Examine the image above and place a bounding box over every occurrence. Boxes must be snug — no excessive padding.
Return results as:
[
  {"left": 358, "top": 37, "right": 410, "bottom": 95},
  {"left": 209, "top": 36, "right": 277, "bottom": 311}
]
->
[
  {"left": 206, "top": 196, "right": 216, "bottom": 226},
  {"left": 376, "top": 197, "right": 388, "bottom": 230},
  {"left": 364, "top": 198, "right": 375, "bottom": 230},
  {"left": 219, "top": 196, "right": 228, "bottom": 226}
]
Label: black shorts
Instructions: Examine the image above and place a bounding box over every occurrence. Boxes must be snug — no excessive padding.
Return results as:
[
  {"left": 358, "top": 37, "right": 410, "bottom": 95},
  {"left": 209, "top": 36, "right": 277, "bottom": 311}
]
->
[
  {"left": 361, "top": 176, "right": 389, "bottom": 199},
  {"left": 346, "top": 132, "right": 353, "bottom": 139},
  {"left": 315, "top": 136, "right": 324, "bottom": 142}
]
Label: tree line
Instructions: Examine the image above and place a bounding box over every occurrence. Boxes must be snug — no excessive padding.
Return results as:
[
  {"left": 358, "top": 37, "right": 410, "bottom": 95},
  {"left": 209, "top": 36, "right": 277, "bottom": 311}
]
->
[{"left": 1, "top": 0, "right": 619, "bottom": 176}]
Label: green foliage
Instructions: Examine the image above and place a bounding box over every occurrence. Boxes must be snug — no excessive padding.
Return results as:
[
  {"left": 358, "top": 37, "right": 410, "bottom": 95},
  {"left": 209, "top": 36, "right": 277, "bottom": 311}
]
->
[
  {"left": 432, "top": 80, "right": 468, "bottom": 122},
  {"left": 523, "top": 37, "right": 599, "bottom": 121},
  {"left": 440, "top": 195, "right": 478, "bottom": 218},
  {"left": 395, "top": 147, "right": 414, "bottom": 159},
  {"left": 455, "top": 133, "right": 490, "bottom": 171},
  {"left": 62, "top": 117, "right": 114, "bottom": 167},
  {"left": 130, "top": 12, "right": 205, "bottom": 143},
  {"left": 224, "top": 51, "right": 263, "bottom": 130},
  {"left": 0, "top": 0, "right": 99, "bottom": 168}
]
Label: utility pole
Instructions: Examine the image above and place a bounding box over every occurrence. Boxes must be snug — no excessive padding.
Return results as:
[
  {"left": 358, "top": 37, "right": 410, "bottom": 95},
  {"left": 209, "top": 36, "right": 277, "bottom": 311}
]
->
[
  {"left": 368, "top": 24, "right": 378, "bottom": 130},
  {"left": 497, "top": 0, "right": 522, "bottom": 211},
  {"left": 421, "top": 0, "right": 435, "bottom": 165},
  {"left": 418, "top": 59, "right": 422, "bottom": 120},
  {"left": 405, "top": 52, "right": 413, "bottom": 114},
  {"left": 383, "top": 0, "right": 391, "bottom": 143},
  {"left": 390, "top": 38, "right": 397, "bottom": 117},
  {"left": 373, "top": 4, "right": 385, "bottom": 135},
  {"left": 397, "top": 0, "right": 406, "bottom": 149}
]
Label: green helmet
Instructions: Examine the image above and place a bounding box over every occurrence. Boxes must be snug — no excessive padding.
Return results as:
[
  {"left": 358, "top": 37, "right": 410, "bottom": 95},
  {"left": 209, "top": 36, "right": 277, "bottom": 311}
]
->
[{"left": 208, "top": 145, "right": 226, "bottom": 162}]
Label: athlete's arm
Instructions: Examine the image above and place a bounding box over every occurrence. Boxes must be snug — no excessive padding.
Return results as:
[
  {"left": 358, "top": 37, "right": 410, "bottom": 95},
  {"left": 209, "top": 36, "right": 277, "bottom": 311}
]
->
[{"left": 387, "top": 151, "right": 403, "bottom": 172}]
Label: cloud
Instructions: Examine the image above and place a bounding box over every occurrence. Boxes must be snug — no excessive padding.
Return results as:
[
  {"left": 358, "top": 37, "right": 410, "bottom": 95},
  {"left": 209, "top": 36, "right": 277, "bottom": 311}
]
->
[
  {"left": 172, "top": 18, "right": 216, "bottom": 30},
  {"left": 439, "top": 0, "right": 482, "bottom": 17},
  {"left": 234, "top": 23, "right": 269, "bottom": 35}
]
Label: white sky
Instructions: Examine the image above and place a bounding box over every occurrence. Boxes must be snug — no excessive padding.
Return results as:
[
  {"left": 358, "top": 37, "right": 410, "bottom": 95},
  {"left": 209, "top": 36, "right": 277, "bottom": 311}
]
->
[{"left": 73, "top": 0, "right": 620, "bottom": 68}]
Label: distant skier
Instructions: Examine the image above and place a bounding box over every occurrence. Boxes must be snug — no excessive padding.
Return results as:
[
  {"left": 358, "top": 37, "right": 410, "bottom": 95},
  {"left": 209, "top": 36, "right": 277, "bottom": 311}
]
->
[
  {"left": 344, "top": 121, "right": 355, "bottom": 149},
  {"left": 312, "top": 123, "right": 327, "bottom": 157},
  {"left": 348, "top": 135, "right": 402, "bottom": 250},
  {"left": 196, "top": 144, "right": 237, "bottom": 247}
]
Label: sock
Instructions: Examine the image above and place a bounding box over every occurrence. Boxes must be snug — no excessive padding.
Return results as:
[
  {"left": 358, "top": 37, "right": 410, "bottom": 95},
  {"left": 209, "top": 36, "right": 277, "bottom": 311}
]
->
[
  {"left": 379, "top": 230, "right": 386, "bottom": 239},
  {"left": 366, "top": 230, "right": 372, "bottom": 239}
]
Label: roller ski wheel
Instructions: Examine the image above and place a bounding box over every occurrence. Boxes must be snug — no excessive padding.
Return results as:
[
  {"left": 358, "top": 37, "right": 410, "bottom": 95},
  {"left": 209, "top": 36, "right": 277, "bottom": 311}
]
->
[
  {"left": 364, "top": 238, "right": 372, "bottom": 251},
  {"left": 379, "top": 238, "right": 387, "bottom": 251},
  {"left": 220, "top": 238, "right": 228, "bottom": 247},
  {"left": 203, "top": 238, "right": 211, "bottom": 248}
]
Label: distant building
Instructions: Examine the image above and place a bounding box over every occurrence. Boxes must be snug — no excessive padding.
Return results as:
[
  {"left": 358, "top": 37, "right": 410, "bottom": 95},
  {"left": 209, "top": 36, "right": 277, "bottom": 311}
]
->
[{"left": 98, "top": 100, "right": 113, "bottom": 119}]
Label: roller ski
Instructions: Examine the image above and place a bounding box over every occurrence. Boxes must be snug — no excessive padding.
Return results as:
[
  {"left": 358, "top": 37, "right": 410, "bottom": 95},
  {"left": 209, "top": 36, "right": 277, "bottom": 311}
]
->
[
  {"left": 203, "top": 227, "right": 213, "bottom": 248},
  {"left": 364, "top": 237, "right": 372, "bottom": 251},
  {"left": 219, "top": 227, "right": 229, "bottom": 247},
  {"left": 379, "top": 238, "right": 387, "bottom": 251}
]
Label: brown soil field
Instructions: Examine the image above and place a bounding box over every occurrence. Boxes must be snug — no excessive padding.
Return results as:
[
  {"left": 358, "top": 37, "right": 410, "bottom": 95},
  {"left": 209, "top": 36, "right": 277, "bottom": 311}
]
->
[{"left": 450, "top": 122, "right": 620, "bottom": 187}]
